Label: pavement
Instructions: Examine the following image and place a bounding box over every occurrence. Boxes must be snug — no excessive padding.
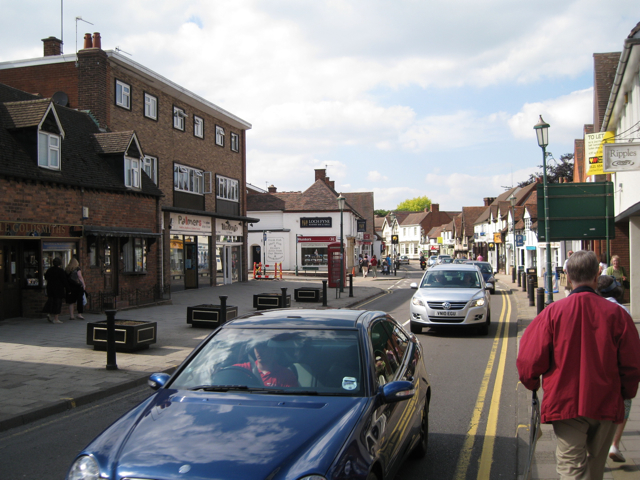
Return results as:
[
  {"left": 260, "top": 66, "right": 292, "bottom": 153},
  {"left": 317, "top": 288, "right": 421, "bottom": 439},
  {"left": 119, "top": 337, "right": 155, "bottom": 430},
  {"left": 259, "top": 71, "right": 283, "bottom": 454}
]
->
[{"left": 2, "top": 267, "right": 640, "bottom": 479}]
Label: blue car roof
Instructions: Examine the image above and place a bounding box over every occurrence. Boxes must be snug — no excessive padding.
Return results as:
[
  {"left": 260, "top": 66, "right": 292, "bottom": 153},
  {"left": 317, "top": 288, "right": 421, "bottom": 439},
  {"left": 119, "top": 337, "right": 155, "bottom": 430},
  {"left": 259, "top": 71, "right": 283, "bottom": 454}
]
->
[{"left": 226, "top": 308, "right": 381, "bottom": 329}]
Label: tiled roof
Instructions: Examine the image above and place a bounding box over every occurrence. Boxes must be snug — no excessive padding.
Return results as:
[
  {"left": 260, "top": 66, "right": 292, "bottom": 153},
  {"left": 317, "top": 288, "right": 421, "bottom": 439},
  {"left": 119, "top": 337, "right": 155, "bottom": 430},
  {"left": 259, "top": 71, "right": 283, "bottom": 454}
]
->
[
  {"left": 0, "top": 99, "right": 52, "bottom": 129},
  {"left": 462, "top": 206, "right": 485, "bottom": 236},
  {"left": 92, "top": 131, "right": 137, "bottom": 155},
  {"left": 401, "top": 212, "right": 428, "bottom": 225}
]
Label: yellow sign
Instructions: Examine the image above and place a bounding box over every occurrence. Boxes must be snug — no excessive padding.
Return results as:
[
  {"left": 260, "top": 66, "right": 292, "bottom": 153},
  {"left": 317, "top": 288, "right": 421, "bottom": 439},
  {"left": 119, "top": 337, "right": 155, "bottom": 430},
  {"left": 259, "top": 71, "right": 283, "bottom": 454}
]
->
[
  {"left": 493, "top": 232, "right": 502, "bottom": 243},
  {"left": 437, "top": 237, "right": 443, "bottom": 244},
  {"left": 585, "top": 131, "right": 615, "bottom": 175}
]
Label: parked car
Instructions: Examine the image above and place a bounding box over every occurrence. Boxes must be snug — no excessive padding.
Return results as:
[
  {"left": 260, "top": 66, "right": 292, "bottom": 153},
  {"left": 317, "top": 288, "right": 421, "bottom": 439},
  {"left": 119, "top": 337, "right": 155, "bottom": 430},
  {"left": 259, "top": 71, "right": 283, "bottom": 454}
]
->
[
  {"left": 66, "top": 309, "right": 431, "bottom": 480},
  {"left": 465, "top": 261, "right": 496, "bottom": 294},
  {"left": 436, "top": 254, "right": 452, "bottom": 264},
  {"left": 427, "top": 255, "right": 438, "bottom": 267},
  {"left": 452, "top": 258, "right": 466, "bottom": 264},
  {"left": 409, "top": 264, "right": 492, "bottom": 335},
  {"left": 398, "top": 255, "right": 410, "bottom": 264}
]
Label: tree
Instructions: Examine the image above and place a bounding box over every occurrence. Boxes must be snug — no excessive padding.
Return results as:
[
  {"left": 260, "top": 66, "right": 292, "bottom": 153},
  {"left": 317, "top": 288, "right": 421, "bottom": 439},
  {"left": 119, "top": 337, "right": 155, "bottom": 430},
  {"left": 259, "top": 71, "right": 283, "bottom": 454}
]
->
[
  {"left": 374, "top": 209, "right": 390, "bottom": 217},
  {"left": 517, "top": 153, "right": 574, "bottom": 188},
  {"left": 396, "top": 196, "right": 432, "bottom": 212}
]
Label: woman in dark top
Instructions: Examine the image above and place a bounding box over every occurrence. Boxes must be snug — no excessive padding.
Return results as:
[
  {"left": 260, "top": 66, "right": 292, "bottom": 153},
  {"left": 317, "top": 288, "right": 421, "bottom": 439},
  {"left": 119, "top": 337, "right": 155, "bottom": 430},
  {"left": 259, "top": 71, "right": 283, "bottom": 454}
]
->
[
  {"left": 44, "top": 257, "right": 68, "bottom": 324},
  {"left": 65, "top": 258, "right": 86, "bottom": 320}
]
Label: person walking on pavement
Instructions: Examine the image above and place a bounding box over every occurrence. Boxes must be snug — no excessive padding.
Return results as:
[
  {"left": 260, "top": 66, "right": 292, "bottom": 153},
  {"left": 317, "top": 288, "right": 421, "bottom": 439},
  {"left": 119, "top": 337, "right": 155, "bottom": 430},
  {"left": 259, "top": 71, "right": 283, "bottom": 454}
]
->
[
  {"left": 43, "top": 257, "right": 68, "bottom": 324},
  {"left": 563, "top": 250, "right": 574, "bottom": 297},
  {"left": 65, "top": 257, "right": 86, "bottom": 320},
  {"left": 517, "top": 250, "right": 640, "bottom": 480},
  {"left": 370, "top": 255, "right": 378, "bottom": 278},
  {"left": 604, "top": 255, "right": 628, "bottom": 298},
  {"left": 362, "top": 255, "right": 369, "bottom": 278}
]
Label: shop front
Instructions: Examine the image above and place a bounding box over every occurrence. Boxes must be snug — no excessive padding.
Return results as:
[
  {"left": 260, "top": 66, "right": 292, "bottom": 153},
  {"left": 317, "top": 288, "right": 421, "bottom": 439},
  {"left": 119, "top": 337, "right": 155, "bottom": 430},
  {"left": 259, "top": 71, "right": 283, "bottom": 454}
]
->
[
  {"left": 297, "top": 236, "right": 337, "bottom": 272},
  {"left": 169, "top": 213, "right": 213, "bottom": 290},
  {"left": 216, "top": 219, "right": 243, "bottom": 285},
  {"left": 0, "top": 221, "right": 81, "bottom": 320}
]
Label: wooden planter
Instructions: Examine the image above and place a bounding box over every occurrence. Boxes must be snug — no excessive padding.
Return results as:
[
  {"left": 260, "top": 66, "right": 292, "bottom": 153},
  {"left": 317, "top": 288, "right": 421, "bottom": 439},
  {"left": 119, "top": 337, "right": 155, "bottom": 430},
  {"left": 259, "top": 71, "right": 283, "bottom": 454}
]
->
[
  {"left": 187, "top": 304, "right": 238, "bottom": 328},
  {"left": 87, "top": 320, "right": 157, "bottom": 352},
  {"left": 294, "top": 287, "right": 323, "bottom": 302},
  {"left": 253, "top": 293, "right": 291, "bottom": 310}
]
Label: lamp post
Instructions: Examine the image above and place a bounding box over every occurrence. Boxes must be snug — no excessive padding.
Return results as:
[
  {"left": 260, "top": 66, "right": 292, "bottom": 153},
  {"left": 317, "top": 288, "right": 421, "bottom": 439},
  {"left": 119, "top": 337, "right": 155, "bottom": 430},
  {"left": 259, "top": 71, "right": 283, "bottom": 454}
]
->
[
  {"left": 534, "top": 115, "right": 553, "bottom": 305},
  {"left": 389, "top": 212, "right": 397, "bottom": 276},
  {"left": 337, "top": 194, "right": 346, "bottom": 293},
  {"left": 509, "top": 193, "right": 517, "bottom": 283}
]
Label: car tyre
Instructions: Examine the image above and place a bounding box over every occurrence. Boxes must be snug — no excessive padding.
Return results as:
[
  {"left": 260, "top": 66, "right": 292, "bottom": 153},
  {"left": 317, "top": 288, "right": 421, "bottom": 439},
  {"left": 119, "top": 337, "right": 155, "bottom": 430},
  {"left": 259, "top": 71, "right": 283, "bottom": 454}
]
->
[
  {"left": 490, "top": 287, "right": 495, "bottom": 295},
  {"left": 478, "top": 310, "right": 491, "bottom": 335},
  {"left": 367, "top": 471, "right": 379, "bottom": 480},
  {"left": 410, "top": 322, "right": 422, "bottom": 334},
  {"left": 411, "top": 403, "right": 429, "bottom": 458}
]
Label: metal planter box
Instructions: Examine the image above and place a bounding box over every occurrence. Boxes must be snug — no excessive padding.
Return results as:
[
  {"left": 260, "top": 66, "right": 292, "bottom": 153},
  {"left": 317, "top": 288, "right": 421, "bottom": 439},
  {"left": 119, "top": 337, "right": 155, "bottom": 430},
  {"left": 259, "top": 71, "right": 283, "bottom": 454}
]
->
[
  {"left": 186, "top": 304, "right": 238, "bottom": 328},
  {"left": 294, "top": 287, "right": 323, "bottom": 302},
  {"left": 253, "top": 293, "right": 291, "bottom": 310},
  {"left": 86, "top": 320, "right": 157, "bottom": 352}
]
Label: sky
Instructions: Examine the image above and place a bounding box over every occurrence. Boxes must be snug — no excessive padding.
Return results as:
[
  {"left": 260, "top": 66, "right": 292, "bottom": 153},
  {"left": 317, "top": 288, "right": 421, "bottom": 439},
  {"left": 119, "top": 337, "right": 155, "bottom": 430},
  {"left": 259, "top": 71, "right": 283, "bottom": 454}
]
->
[{"left": 1, "top": 1, "right": 637, "bottom": 210}]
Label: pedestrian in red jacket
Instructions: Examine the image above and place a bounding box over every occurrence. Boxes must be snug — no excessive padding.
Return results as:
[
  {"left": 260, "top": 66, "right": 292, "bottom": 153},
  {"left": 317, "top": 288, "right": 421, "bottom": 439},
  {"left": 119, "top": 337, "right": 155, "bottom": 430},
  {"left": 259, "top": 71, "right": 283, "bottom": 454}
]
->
[{"left": 517, "top": 250, "right": 640, "bottom": 480}]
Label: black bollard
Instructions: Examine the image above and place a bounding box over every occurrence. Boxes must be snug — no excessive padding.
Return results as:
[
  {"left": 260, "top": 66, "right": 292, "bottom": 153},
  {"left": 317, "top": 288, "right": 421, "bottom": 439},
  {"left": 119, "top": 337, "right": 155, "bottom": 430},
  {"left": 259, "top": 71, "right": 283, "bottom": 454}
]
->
[
  {"left": 105, "top": 309, "right": 118, "bottom": 371},
  {"left": 522, "top": 271, "right": 527, "bottom": 292},
  {"left": 512, "top": 266, "right": 516, "bottom": 283},
  {"left": 517, "top": 270, "right": 521, "bottom": 287},
  {"left": 322, "top": 280, "right": 328, "bottom": 306},
  {"left": 528, "top": 276, "right": 535, "bottom": 307},
  {"left": 281, "top": 287, "right": 288, "bottom": 308},
  {"left": 219, "top": 295, "right": 228, "bottom": 324},
  {"left": 348, "top": 273, "right": 354, "bottom": 298},
  {"left": 536, "top": 288, "right": 545, "bottom": 315}
]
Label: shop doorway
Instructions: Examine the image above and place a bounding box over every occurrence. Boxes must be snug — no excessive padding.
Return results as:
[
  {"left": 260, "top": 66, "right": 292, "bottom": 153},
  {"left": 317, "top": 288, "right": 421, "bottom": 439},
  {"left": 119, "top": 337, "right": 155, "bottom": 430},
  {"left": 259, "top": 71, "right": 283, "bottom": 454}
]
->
[
  {"left": 217, "top": 245, "right": 242, "bottom": 285},
  {"left": 251, "top": 245, "right": 261, "bottom": 268},
  {"left": 184, "top": 239, "right": 198, "bottom": 289},
  {"left": 0, "top": 242, "right": 21, "bottom": 320}
]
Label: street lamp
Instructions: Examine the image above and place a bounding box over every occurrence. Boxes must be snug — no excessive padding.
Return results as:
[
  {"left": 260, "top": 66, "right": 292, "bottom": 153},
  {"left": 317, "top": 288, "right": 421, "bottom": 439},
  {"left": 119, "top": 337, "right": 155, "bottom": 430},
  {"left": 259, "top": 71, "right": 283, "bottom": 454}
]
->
[
  {"left": 337, "top": 194, "right": 346, "bottom": 293},
  {"left": 509, "top": 193, "right": 517, "bottom": 283},
  {"left": 389, "top": 212, "right": 397, "bottom": 275},
  {"left": 534, "top": 115, "right": 553, "bottom": 305}
]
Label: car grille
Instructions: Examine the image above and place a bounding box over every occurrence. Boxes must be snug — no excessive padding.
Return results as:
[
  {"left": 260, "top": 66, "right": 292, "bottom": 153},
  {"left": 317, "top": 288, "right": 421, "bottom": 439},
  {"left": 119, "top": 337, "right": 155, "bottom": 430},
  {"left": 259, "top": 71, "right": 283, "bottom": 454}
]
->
[
  {"left": 427, "top": 301, "right": 467, "bottom": 310},
  {"left": 427, "top": 316, "right": 465, "bottom": 323}
]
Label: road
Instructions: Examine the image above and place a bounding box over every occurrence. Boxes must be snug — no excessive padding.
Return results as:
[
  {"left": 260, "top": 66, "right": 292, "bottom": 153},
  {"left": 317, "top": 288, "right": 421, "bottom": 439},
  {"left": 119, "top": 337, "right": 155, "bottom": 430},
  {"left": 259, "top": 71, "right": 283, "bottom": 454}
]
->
[{"left": 0, "top": 265, "right": 520, "bottom": 480}]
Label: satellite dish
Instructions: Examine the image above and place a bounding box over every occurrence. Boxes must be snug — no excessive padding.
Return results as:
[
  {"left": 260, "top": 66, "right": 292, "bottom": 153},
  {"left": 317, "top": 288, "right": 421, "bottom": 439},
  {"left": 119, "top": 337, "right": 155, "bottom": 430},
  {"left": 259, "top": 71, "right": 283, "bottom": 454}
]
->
[{"left": 52, "top": 91, "right": 69, "bottom": 107}]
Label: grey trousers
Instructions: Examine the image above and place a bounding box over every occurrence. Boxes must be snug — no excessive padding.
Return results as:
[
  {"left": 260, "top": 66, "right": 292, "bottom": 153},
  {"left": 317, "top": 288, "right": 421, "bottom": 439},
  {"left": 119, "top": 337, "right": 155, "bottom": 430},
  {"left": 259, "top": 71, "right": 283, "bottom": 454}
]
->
[{"left": 553, "top": 416, "right": 617, "bottom": 480}]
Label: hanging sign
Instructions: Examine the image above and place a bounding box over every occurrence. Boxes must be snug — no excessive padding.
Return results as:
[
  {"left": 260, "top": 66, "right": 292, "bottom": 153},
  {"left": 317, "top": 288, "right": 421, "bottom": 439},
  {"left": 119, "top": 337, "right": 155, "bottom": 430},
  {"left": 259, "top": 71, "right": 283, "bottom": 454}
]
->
[{"left": 603, "top": 142, "right": 640, "bottom": 172}]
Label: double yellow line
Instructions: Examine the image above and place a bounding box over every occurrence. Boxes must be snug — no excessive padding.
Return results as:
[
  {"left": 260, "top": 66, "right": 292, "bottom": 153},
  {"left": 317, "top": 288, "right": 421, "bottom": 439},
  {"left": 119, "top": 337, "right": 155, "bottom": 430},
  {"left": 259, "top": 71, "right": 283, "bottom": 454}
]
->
[{"left": 454, "top": 291, "right": 512, "bottom": 480}]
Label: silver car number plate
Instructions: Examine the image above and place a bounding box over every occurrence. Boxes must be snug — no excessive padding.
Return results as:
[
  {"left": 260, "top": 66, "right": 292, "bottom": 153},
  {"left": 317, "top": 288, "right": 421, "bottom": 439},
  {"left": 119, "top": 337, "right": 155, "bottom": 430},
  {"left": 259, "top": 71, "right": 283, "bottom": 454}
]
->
[{"left": 436, "top": 311, "right": 457, "bottom": 316}]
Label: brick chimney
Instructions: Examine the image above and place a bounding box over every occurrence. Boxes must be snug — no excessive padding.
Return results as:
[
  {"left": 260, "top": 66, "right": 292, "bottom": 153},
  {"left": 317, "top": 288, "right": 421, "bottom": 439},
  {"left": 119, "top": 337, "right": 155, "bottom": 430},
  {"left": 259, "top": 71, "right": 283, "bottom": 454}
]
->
[
  {"left": 42, "top": 37, "right": 62, "bottom": 56},
  {"left": 315, "top": 168, "right": 326, "bottom": 182},
  {"left": 83, "top": 33, "right": 93, "bottom": 49},
  {"left": 429, "top": 203, "right": 439, "bottom": 213},
  {"left": 328, "top": 180, "right": 335, "bottom": 190},
  {"left": 268, "top": 185, "right": 277, "bottom": 193},
  {"left": 77, "top": 32, "right": 109, "bottom": 129},
  {"left": 483, "top": 197, "right": 496, "bottom": 206}
]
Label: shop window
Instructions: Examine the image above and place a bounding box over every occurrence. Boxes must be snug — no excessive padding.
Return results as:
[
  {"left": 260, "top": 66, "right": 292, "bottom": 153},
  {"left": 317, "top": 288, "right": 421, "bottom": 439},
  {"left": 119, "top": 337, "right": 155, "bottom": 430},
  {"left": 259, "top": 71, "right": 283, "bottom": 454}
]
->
[
  {"left": 123, "top": 238, "right": 147, "bottom": 273},
  {"left": 302, "top": 247, "right": 328, "bottom": 266},
  {"left": 38, "top": 131, "right": 61, "bottom": 170},
  {"left": 197, "top": 236, "right": 210, "bottom": 277},
  {"left": 88, "top": 237, "right": 98, "bottom": 266},
  {"left": 23, "top": 244, "right": 41, "bottom": 287}
]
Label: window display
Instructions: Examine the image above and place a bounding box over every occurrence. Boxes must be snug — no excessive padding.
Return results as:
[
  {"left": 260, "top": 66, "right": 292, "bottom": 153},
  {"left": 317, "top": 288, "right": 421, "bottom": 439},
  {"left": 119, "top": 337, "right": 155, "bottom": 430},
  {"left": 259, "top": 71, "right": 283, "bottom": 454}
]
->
[{"left": 302, "top": 247, "right": 328, "bottom": 266}]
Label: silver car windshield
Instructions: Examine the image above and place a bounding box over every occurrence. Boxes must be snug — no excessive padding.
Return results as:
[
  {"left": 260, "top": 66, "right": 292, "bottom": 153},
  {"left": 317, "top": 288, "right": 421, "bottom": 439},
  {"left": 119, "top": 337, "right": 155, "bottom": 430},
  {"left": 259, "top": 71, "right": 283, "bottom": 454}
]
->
[
  {"left": 421, "top": 270, "right": 481, "bottom": 289},
  {"left": 170, "top": 329, "right": 363, "bottom": 396}
]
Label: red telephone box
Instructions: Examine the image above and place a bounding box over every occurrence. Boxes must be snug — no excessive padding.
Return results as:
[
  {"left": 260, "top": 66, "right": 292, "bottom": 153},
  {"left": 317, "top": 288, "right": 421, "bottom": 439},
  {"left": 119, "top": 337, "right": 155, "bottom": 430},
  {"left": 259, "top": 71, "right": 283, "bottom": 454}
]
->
[{"left": 327, "top": 242, "right": 345, "bottom": 289}]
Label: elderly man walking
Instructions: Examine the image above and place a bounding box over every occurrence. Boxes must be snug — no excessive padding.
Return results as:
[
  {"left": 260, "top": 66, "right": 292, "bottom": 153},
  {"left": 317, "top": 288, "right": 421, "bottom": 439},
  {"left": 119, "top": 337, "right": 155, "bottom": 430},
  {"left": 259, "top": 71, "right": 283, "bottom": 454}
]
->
[{"left": 517, "top": 250, "right": 640, "bottom": 480}]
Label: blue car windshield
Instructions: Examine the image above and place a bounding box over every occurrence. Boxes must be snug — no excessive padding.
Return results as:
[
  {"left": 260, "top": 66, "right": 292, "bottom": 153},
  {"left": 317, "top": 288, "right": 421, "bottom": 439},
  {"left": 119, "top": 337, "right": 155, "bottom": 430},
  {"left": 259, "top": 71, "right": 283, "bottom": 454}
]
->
[
  {"left": 421, "top": 270, "right": 481, "bottom": 288},
  {"left": 170, "top": 329, "right": 363, "bottom": 396}
]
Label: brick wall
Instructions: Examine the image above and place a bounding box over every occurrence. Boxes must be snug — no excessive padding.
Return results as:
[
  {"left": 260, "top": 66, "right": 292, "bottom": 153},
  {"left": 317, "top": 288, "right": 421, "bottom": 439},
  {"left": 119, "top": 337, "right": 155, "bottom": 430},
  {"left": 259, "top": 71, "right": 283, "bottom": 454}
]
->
[
  {"left": 77, "top": 48, "right": 110, "bottom": 129},
  {"left": 0, "top": 62, "right": 79, "bottom": 107}
]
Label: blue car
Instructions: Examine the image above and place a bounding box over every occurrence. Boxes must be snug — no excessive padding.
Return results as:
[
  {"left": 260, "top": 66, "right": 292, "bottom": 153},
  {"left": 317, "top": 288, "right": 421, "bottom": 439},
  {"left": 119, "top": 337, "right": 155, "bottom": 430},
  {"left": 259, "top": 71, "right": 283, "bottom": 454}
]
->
[
  {"left": 466, "top": 261, "right": 496, "bottom": 294},
  {"left": 66, "top": 309, "right": 431, "bottom": 480}
]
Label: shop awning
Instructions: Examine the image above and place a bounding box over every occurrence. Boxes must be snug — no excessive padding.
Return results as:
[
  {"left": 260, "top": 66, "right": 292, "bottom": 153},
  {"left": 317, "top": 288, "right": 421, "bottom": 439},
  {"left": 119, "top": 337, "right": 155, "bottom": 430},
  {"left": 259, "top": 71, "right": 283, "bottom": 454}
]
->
[{"left": 83, "top": 226, "right": 161, "bottom": 238}]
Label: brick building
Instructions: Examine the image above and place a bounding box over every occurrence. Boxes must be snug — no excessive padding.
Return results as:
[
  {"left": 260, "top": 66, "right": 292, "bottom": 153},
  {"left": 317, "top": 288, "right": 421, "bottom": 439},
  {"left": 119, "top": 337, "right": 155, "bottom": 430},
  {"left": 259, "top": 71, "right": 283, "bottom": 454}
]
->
[
  {"left": 0, "top": 82, "right": 162, "bottom": 320},
  {"left": 0, "top": 33, "right": 255, "bottom": 291}
]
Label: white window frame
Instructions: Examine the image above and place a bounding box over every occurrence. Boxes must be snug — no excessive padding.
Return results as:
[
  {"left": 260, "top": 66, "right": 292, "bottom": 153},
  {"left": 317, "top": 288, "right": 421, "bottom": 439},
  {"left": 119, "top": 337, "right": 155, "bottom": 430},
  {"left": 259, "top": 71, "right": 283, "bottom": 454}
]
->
[
  {"left": 123, "top": 237, "right": 147, "bottom": 273},
  {"left": 142, "top": 155, "right": 158, "bottom": 185},
  {"left": 173, "top": 106, "right": 186, "bottom": 131},
  {"left": 194, "top": 115, "right": 204, "bottom": 138},
  {"left": 144, "top": 93, "right": 157, "bottom": 120},
  {"left": 38, "top": 131, "right": 61, "bottom": 170},
  {"left": 217, "top": 175, "right": 239, "bottom": 202},
  {"left": 115, "top": 79, "right": 131, "bottom": 109},
  {"left": 124, "top": 156, "right": 141, "bottom": 188},
  {"left": 215, "top": 125, "right": 225, "bottom": 146},
  {"left": 230, "top": 132, "right": 239, "bottom": 152},
  {"left": 174, "top": 163, "right": 204, "bottom": 194}
]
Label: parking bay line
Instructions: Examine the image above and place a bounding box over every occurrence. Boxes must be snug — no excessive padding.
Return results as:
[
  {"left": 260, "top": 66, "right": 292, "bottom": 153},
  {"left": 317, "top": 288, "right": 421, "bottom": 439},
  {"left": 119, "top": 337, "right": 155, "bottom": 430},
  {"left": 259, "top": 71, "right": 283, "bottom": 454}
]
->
[{"left": 453, "top": 292, "right": 509, "bottom": 480}]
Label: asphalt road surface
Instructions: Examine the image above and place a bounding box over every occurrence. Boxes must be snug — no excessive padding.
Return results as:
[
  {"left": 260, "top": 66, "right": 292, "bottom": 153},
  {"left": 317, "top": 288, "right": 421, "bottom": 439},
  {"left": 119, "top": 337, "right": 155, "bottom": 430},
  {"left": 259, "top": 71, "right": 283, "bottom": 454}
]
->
[{"left": 0, "top": 265, "right": 520, "bottom": 480}]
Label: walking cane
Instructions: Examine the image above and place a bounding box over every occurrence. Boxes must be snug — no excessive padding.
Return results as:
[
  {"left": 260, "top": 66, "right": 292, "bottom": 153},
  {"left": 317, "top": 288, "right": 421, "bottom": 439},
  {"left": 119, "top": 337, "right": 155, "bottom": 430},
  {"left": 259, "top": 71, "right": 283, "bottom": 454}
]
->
[{"left": 523, "top": 390, "right": 541, "bottom": 480}]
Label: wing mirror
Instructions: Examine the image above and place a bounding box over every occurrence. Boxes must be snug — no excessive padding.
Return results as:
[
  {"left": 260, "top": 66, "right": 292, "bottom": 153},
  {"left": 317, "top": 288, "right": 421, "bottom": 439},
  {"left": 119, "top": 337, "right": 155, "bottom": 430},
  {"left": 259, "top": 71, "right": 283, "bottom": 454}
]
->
[
  {"left": 148, "top": 372, "right": 171, "bottom": 390},
  {"left": 410, "top": 282, "right": 418, "bottom": 289}
]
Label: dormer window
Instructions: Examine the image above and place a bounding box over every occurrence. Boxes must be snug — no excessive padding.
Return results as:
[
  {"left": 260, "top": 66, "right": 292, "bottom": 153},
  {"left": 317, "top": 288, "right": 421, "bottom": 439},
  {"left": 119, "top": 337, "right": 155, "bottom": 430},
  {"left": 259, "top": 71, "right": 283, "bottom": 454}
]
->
[
  {"left": 125, "top": 156, "right": 141, "bottom": 188},
  {"left": 38, "top": 131, "right": 61, "bottom": 170}
]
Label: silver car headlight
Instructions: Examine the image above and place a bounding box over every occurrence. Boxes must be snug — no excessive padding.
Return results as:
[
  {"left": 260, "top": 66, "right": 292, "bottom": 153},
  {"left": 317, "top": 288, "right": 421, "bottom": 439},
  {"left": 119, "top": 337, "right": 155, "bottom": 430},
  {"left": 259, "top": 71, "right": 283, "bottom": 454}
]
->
[
  {"left": 67, "top": 456, "right": 100, "bottom": 480},
  {"left": 469, "top": 297, "right": 486, "bottom": 308},
  {"left": 411, "top": 296, "right": 425, "bottom": 307}
]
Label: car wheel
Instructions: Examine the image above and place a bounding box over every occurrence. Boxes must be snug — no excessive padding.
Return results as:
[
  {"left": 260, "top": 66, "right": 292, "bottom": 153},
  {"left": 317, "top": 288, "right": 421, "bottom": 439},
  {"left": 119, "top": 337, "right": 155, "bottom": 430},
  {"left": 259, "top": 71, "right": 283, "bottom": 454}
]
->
[
  {"left": 411, "top": 403, "right": 429, "bottom": 458},
  {"left": 490, "top": 287, "right": 495, "bottom": 295},
  {"left": 367, "top": 471, "right": 379, "bottom": 480},
  {"left": 410, "top": 322, "right": 422, "bottom": 334},
  {"left": 478, "top": 311, "right": 490, "bottom": 336}
]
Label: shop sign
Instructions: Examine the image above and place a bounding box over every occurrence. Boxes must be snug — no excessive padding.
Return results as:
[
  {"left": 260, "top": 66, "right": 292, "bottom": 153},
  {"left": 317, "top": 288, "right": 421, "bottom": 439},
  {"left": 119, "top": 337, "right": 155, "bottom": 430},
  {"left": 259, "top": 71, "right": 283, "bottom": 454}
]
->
[
  {"left": 357, "top": 220, "right": 366, "bottom": 232},
  {"left": 301, "top": 217, "right": 332, "bottom": 228},
  {"left": 493, "top": 232, "right": 502, "bottom": 243},
  {"left": 216, "top": 218, "right": 242, "bottom": 234},
  {"left": 429, "top": 245, "right": 440, "bottom": 251},
  {"left": 603, "top": 143, "right": 640, "bottom": 172},
  {"left": 172, "top": 213, "right": 212, "bottom": 234},
  {"left": 0, "top": 221, "right": 79, "bottom": 238},
  {"left": 297, "top": 236, "right": 336, "bottom": 243},
  {"left": 266, "top": 237, "right": 285, "bottom": 262}
]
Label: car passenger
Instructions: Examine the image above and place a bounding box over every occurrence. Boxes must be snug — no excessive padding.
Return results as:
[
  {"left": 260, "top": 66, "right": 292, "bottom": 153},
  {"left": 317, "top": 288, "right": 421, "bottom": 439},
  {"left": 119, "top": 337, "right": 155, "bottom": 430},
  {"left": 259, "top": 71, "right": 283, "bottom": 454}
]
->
[{"left": 236, "top": 343, "right": 299, "bottom": 387}]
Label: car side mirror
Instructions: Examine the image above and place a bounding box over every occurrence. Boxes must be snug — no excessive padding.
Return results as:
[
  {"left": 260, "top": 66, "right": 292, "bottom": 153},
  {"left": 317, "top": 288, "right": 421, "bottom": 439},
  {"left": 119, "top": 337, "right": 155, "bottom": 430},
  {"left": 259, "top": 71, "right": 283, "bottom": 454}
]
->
[
  {"left": 410, "top": 282, "right": 418, "bottom": 289},
  {"left": 378, "top": 380, "right": 415, "bottom": 404},
  {"left": 148, "top": 372, "right": 171, "bottom": 390}
]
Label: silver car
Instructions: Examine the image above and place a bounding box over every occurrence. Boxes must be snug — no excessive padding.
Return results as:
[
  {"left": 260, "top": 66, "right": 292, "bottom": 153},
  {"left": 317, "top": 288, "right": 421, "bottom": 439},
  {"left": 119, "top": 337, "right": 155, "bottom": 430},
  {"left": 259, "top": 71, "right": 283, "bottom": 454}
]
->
[{"left": 409, "top": 264, "right": 491, "bottom": 335}]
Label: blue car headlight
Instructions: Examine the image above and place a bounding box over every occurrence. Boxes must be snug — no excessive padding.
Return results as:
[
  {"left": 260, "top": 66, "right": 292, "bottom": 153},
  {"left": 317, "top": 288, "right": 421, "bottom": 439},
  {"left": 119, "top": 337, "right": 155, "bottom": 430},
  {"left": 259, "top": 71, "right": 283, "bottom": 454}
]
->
[{"left": 67, "top": 456, "right": 100, "bottom": 480}]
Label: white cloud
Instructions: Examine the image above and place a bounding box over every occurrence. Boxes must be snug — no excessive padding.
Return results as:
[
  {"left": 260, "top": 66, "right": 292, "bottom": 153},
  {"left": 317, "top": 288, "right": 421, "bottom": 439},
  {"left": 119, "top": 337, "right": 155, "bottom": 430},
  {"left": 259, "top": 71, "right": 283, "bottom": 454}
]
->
[{"left": 367, "top": 171, "right": 388, "bottom": 182}]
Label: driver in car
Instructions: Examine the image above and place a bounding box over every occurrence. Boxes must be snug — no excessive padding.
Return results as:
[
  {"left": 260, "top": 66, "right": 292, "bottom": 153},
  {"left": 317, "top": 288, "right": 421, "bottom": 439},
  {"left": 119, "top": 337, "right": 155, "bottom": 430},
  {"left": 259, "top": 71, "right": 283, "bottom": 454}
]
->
[{"left": 236, "top": 343, "right": 299, "bottom": 387}]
